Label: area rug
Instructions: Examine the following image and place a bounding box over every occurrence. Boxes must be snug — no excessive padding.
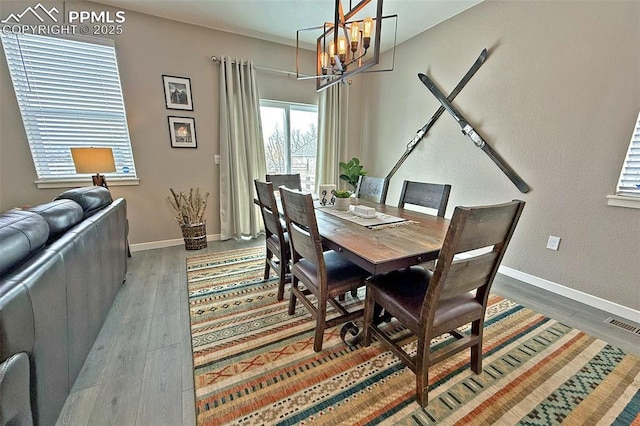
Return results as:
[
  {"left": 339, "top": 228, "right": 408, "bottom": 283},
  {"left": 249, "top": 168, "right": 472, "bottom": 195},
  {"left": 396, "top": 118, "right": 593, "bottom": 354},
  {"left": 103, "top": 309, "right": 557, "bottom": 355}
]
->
[{"left": 187, "top": 246, "right": 640, "bottom": 425}]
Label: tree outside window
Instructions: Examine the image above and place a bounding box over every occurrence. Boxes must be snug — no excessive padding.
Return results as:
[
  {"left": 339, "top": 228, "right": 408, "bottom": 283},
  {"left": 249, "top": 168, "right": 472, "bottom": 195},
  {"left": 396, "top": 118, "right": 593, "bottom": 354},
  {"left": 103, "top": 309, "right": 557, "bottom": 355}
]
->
[{"left": 261, "top": 101, "right": 317, "bottom": 192}]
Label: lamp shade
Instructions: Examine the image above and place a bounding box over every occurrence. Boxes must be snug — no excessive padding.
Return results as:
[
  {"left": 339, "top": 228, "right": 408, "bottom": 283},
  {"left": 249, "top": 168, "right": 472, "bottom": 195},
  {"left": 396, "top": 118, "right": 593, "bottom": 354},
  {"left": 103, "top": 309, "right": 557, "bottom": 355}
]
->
[{"left": 71, "top": 147, "right": 116, "bottom": 174}]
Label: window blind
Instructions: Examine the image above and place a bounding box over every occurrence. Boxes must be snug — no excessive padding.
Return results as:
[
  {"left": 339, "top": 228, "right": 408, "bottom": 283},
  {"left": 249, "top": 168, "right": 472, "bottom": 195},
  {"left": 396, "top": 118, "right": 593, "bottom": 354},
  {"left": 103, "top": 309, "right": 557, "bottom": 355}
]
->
[
  {"left": 1, "top": 33, "right": 137, "bottom": 181},
  {"left": 616, "top": 111, "right": 640, "bottom": 196}
]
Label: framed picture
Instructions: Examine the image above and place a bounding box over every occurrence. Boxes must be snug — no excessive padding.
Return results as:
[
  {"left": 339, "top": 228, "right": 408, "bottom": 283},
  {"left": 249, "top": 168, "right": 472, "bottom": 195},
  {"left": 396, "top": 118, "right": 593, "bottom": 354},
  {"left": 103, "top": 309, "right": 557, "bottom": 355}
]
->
[
  {"left": 168, "top": 116, "right": 197, "bottom": 148},
  {"left": 162, "top": 75, "right": 193, "bottom": 110}
]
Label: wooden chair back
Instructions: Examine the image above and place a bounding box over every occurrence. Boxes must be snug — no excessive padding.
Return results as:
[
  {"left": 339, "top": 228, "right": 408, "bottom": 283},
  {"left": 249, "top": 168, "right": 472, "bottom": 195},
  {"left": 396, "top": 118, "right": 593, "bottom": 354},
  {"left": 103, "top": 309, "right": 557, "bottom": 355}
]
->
[
  {"left": 278, "top": 187, "right": 325, "bottom": 281},
  {"left": 254, "top": 180, "right": 284, "bottom": 240},
  {"left": 355, "top": 175, "right": 386, "bottom": 204},
  {"left": 280, "top": 186, "right": 368, "bottom": 352},
  {"left": 255, "top": 179, "right": 292, "bottom": 300},
  {"left": 423, "top": 200, "right": 525, "bottom": 329},
  {"left": 398, "top": 180, "right": 451, "bottom": 217},
  {"left": 266, "top": 173, "right": 302, "bottom": 191}
]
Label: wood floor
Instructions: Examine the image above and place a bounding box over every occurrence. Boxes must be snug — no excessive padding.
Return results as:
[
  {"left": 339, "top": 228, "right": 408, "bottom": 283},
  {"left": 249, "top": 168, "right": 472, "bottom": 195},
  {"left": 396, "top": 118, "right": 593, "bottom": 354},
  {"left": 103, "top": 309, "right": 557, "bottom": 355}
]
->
[{"left": 57, "top": 237, "right": 639, "bottom": 425}]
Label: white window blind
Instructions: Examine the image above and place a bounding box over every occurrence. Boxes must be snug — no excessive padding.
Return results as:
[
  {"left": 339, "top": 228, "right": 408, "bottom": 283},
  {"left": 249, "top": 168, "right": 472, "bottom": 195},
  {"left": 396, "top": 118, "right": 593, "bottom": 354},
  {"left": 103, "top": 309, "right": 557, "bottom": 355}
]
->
[
  {"left": 1, "top": 33, "right": 137, "bottom": 182},
  {"left": 616, "top": 111, "right": 640, "bottom": 196}
]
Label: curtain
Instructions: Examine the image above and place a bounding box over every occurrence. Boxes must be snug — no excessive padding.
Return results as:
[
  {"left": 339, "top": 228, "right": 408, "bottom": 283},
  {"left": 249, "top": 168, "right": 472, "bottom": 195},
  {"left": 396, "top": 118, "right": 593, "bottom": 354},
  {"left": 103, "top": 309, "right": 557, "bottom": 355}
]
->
[
  {"left": 218, "top": 57, "right": 266, "bottom": 240},
  {"left": 315, "top": 83, "right": 349, "bottom": 192}
]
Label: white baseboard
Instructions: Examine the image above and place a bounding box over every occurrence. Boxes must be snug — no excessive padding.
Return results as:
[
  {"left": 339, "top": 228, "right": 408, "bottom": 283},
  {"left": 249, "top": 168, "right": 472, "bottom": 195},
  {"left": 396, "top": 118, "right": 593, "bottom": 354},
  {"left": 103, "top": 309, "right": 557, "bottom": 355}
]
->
[
  {"left": 130, "top": 234, "right": 221, "bottom": 252},
  {"left": 499, "top": 266, "right": 640, "bottom": 324}
]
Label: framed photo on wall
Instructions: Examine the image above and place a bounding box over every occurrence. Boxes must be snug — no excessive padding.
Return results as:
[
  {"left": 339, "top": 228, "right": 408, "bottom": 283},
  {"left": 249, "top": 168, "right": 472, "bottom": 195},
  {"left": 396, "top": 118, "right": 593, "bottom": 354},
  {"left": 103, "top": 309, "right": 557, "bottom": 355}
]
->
[
  {"left": 162, "top": 75, "right": 193, "bottom": 110},
  {"left": 168, "top": 116, "right": 197, "bottom": 148}
]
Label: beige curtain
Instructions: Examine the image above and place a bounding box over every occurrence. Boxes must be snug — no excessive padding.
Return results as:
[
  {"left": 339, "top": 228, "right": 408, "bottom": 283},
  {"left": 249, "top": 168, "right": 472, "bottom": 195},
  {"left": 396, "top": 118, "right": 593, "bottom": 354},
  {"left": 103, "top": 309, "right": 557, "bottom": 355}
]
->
[
  {"left": 315, "top": 83, "right": 349, "bottom": 192},
  {"left": 218, "top": 57, "right": 266, "bottom": 240}
]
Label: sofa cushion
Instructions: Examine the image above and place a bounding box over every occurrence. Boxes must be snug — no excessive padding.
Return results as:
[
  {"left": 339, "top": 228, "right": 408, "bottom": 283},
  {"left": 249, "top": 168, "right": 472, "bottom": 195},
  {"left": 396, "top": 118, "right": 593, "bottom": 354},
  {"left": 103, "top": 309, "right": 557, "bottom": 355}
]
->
[
  {"left": 55, "top": 186, "right": 112, "bottom": 218},
  {"left": 29, "top": 199, "right": 84, "bottom": 243},
  {"left": 0, "top": 210, "right": 49, "bottom": 277}
]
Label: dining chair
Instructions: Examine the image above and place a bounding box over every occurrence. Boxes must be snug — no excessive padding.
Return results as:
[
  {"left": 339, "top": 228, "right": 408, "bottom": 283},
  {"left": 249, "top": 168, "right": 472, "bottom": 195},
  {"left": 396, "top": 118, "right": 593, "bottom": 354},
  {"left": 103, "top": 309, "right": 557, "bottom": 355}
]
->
[
  {"left": 397, "top": 180, "right": 451, "bottom": 218},
  {"left": 397, "top": 180, "right": 452, "bottom": 271},
  {"left": 355, "top": 175, "right": 386, "bottom": 204},
  {"left": 254, "top": 180, "right": 290, "bottom": 301},
  {"left": 279, "top": 186, "right": 369, "bottom": 352},
  {"left": 362, "top": 200, "right": 525, "bottom": 407},
  {"left": 266, "top": 173, "right": 302, "bottom": 191}
]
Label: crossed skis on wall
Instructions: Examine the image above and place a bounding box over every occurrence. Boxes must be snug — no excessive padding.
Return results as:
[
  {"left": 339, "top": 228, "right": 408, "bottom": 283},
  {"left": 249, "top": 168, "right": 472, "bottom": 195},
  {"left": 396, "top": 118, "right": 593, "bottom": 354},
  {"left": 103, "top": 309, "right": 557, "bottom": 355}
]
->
[{"left": 381, "top": 48, "right": 530, "bottom": 203}]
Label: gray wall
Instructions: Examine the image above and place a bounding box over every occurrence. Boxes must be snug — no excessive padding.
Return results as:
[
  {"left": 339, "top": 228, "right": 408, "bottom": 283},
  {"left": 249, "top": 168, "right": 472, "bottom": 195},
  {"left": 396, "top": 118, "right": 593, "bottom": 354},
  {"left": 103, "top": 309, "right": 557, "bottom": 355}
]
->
[{"left": 359, "top": 0, "right": 640, "bottom": 311}]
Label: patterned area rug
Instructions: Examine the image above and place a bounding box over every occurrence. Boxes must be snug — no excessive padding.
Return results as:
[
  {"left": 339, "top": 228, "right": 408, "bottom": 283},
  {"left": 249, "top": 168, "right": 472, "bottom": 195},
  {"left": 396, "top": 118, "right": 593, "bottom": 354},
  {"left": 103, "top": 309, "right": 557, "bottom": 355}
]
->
[{"left": 187, "top": 246, "right": 640, "bottom": 425}]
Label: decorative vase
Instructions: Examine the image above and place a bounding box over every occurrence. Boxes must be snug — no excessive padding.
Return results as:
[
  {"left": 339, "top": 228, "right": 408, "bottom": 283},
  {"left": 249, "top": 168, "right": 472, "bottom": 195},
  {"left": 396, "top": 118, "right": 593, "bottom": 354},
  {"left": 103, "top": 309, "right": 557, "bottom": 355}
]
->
[
  {"left": 334, "top": 197, "right": 350, "bottom": 211},
  {"left": 181, "top": 222, "right": 207, "bottom": 250}
]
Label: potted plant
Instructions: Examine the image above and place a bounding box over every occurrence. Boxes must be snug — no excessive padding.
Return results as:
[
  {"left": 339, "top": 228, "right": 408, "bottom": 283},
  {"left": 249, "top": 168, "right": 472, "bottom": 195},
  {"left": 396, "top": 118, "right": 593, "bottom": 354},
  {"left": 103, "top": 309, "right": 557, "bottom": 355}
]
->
[
  {"left": 339, "top": 157, "right": 367, "bottom": 190},
  {"left": 168, "top": 187, "right": 209, "bottom": 250},
  {"left": 332, "top": 189, "right": 352, "bottom": 211}
]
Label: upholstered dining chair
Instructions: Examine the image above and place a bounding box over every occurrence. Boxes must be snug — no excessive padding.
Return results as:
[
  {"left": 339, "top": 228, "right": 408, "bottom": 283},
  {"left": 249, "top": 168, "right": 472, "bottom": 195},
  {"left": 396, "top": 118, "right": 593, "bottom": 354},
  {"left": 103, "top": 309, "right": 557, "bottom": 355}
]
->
[
  {"left": 355, "top": 175, "right": 387, "bottom": 204},
  {"left": 363, "top": 200, "right": 525, "bottom": 407},
  {"left": 279, "top": 186, "right": 369, "bottom": 352},
  {"left": 266, "top": 173, "right": 302, "bottom": 191},
  {"left": 254, "top": 180, "right": 290, "bottom": 301},
  {"left": 397, "top": 180, "right": 451, "bottom": 218}
]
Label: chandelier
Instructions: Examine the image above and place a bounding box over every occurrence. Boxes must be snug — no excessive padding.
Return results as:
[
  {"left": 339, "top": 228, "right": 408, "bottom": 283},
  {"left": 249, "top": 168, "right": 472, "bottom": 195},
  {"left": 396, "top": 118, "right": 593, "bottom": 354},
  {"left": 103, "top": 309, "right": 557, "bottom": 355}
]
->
[{"left": 296, "top": 0, "right": 397, "bottom": 91}]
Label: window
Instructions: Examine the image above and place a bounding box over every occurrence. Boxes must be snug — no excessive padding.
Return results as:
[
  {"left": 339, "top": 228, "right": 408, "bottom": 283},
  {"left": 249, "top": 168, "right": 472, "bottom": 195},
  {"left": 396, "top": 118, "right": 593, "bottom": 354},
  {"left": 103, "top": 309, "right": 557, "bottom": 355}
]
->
[
  {"left": 616, "top": 111, "right": 640, "bottom": 196},
  {"left": 1, "top": 33, "right": 137, "bottom": 186},
  {"left": 609, "top": 111, "right": 640, "bottom": 209},
  {"left": 260, "top": 100, "right": 317, "bottom": 192}
]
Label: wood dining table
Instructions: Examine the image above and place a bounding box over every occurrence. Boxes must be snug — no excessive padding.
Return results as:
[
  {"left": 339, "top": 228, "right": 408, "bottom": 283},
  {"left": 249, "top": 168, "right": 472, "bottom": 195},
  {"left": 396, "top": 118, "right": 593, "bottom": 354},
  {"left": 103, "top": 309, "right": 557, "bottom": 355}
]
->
[
  {"left": 314, "top": 199, "right": 450, "bottom": 275},
  {"left": 259, "top": 195, "right": 450, "bottom": 273}
]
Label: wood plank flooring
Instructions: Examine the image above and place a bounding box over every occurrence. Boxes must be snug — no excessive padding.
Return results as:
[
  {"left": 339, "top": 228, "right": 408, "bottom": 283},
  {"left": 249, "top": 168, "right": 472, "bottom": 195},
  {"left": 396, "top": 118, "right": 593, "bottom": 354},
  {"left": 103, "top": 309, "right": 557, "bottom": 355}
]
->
[{"left": 57, "top": 237, "right": 639, "bottom": 425}]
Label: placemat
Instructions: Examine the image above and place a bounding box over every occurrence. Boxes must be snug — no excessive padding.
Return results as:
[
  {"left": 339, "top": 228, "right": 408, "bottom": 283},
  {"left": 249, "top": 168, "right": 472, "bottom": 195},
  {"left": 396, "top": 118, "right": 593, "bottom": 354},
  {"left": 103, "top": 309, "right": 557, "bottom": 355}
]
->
[{"left": 316, "top": 205, "right": 416, "bottom": 229}]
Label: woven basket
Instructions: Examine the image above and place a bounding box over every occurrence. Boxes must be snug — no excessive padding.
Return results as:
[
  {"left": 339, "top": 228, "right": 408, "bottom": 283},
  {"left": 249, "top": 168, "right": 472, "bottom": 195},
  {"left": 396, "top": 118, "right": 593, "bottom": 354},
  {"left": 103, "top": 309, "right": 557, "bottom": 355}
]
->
[{"left": 181, "top": 222, "right": 207, "bottom": 250}]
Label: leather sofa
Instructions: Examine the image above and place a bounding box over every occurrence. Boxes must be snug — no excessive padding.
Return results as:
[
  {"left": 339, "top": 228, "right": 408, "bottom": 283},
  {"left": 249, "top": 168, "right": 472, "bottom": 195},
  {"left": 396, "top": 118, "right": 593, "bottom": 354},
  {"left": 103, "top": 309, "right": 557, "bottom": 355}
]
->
[{"left": 0, "top": 186, "right": 128, "bottom": 425}]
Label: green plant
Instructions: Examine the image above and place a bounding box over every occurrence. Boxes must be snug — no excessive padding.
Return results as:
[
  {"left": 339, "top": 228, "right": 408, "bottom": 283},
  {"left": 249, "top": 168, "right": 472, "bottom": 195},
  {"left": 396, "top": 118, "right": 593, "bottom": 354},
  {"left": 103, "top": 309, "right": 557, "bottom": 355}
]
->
[
  {"left": 332, "top": 189, "right": 352, "bottom": 198},
  {"left": 339, "top": 157, "right": 366, "bottom": 190}
]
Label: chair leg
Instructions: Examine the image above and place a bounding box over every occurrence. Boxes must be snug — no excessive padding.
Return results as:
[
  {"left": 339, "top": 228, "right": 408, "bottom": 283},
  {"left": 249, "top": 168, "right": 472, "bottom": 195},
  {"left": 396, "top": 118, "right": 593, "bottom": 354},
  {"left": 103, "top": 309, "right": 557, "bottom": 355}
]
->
[
  {"left": 416, "top": 338, "right": 430, "bottom": 407},
  {"left": 350, "top": 289, "right": 358, "bottom": 297},
  {"left": 276, "top": 262, "right": 287, "bottom": 301},
  {"left": 264, "top": 249, "right": 273, "bottom": 281},
  {"left": 471, "top": 320, "right": 483, "bottom": 374},
  {"left": 288, "top": 278, "right": 298, "bottom": 315},
  {"left": 314, "top": 295, "right": 327, "bottom": 352}
]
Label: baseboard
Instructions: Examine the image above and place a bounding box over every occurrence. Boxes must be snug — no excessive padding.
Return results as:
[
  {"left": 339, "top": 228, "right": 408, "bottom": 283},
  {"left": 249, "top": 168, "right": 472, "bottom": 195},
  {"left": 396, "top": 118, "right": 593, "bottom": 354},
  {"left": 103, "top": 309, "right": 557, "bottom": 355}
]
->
[
  {"left": 130, "top": 234, "right": 221, "bottom": 252},
  {"left": 499, "top": 266, "right": 640, "bottom": 324}
]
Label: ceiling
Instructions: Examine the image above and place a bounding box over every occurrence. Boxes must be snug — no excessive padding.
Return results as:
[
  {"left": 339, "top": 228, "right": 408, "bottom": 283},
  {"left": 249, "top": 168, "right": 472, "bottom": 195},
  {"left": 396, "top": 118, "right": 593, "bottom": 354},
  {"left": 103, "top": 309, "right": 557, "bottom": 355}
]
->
[{"left": 89, "top": 0, "right": 482, "bottom": 51}]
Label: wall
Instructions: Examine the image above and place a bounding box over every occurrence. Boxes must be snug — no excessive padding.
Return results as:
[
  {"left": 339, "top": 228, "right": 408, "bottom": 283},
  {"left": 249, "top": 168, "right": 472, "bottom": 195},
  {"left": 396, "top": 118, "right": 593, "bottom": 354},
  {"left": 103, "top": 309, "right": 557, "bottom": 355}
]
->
[
  {"left": 0, "top": 0, "right": 322, "bottom": 246},
  {"left": 360, "top": 0, "right": 640, "bottom": 312}
]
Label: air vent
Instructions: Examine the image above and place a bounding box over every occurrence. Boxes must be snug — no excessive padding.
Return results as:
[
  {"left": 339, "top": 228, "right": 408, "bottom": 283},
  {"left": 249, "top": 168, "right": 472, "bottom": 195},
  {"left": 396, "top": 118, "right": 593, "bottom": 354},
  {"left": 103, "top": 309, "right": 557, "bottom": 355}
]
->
[{"left": 604, "top": 317, "right": 640, "bottom": 336}]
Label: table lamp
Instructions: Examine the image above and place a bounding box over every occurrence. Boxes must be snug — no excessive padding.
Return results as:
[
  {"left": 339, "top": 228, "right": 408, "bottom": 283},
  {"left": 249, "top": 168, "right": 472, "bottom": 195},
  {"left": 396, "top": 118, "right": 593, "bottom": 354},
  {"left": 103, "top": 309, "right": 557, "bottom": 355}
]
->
[{"left": 71, "top": 147, "right": 116, "bottom": 188}]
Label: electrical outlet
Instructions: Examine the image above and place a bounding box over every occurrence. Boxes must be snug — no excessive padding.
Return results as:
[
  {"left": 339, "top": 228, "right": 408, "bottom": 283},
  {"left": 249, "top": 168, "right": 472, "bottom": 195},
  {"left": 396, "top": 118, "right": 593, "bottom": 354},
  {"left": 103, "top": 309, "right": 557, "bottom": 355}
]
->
[
  {"left": 546, "top": 236, "right": 561, "bottom": 251},
  {"left": 214, "top": 154, "right": 220, "bottom": 164}
]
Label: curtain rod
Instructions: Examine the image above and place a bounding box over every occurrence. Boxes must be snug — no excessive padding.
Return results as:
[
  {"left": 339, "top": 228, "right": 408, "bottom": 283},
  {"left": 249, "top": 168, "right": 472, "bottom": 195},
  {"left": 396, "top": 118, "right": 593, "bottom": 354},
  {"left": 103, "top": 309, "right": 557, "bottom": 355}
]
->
[{"left": 211, "top": 55, "right": 299, "bottom": 77}]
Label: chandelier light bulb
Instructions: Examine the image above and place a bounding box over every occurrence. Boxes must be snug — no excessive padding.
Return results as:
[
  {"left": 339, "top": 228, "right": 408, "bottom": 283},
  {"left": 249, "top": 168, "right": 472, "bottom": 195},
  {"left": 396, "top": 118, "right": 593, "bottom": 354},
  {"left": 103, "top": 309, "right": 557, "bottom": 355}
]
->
[
  {"left": 328, "top": 40, "right": 336, "bottom": 65},
  {"left": 337, "top": 36, "right": 347, "bottom": 63},
  {"left": 350, "top": 22, "right": 359, "bottom": 52},
  {"left": 320, "top": 52, "right": 330, "bottom": 74},
  {"left": 363, "top": 17, "right": 373, "bottom": 49}
]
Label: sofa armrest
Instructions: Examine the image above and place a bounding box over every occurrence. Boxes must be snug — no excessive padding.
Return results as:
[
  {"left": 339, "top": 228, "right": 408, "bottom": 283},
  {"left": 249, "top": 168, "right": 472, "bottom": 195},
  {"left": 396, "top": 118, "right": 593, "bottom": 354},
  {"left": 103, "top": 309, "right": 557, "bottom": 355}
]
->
[{"left": 0, "top": 352, "right": 33, "bottom": 426}]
